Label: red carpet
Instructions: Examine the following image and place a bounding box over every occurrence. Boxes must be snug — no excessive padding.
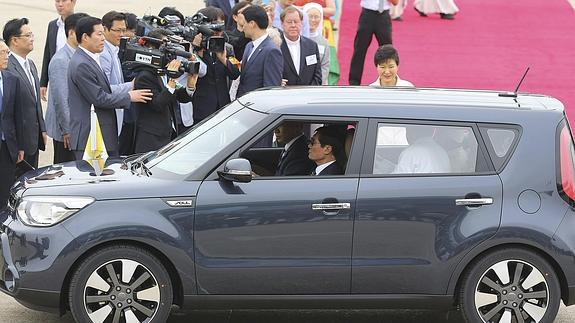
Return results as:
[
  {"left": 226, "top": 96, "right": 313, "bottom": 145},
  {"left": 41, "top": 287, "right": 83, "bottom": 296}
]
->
[{"left": 337, "top": 0, "right": 575, "bottom": 118}]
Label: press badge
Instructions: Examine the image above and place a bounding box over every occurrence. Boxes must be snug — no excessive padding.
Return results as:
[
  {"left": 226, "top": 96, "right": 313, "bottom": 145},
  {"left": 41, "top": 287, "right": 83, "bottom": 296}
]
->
[{"left": 306, "top": 54, "right": 318, "bottom": 66}]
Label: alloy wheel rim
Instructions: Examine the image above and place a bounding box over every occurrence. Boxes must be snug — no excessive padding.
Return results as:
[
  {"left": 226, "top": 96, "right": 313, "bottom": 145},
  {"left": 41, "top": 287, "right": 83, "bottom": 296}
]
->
[
  {"left": 474, "top": 259, "right": 549, "bottom": 323},
  {"left": 83, "top": 259, "right": 161, "bottom": 323}
]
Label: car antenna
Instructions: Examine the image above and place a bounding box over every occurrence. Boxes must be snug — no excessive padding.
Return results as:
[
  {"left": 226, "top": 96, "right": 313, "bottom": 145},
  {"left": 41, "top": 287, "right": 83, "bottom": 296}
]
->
[{"left": 499, "top": 67, "right": 530, "bottom": 98}]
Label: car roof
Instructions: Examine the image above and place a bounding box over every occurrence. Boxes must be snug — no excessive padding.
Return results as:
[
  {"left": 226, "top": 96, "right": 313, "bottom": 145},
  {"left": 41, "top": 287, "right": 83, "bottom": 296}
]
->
[{"left": 238, "top": 87, "right": 565, "bottom": 117}]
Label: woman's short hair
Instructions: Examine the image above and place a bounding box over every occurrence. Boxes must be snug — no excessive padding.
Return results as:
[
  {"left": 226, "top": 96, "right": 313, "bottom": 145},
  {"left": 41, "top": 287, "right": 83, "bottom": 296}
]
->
[{"left": 374, "top": 44, "right": 400, "bottom": 66}]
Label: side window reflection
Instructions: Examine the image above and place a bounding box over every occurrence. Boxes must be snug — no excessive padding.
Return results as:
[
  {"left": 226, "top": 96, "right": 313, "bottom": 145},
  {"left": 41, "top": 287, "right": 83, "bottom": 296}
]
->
[
  {"left": 373, "top": 123, "right": 479, "bottom": 175},
  {"left": 240, "top": 121, "right": 357, "bottom": 177}
]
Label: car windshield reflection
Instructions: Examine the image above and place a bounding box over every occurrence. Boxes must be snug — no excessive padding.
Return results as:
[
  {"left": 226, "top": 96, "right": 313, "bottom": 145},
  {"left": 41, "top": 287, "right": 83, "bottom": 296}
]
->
[{"left": 147, "top": 102, "right": 266, "bottom": 176}]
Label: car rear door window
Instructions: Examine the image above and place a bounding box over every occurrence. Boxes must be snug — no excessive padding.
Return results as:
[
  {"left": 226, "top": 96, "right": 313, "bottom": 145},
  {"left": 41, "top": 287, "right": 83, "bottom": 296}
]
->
[{"left": 373, "top": 123, "right": 486, "bottom": 175}]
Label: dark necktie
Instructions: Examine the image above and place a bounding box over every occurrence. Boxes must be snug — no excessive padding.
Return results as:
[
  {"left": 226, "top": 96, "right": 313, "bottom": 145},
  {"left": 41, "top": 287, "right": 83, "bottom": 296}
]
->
[{"left": 243, "top": 41, "right": 254, "bottom": 64}]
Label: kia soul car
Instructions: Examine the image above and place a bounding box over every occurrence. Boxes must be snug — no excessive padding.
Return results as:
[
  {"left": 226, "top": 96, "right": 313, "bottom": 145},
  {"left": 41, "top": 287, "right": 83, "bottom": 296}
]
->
[{"left": 1, "top": 87, "right": 575, "bottom": 323}]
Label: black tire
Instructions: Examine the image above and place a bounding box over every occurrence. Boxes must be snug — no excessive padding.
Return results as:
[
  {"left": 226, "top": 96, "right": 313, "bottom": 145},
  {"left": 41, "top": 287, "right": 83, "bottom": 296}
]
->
[
  {"left": 69, "top": 244, "right": 173, "bottom": 323},
  {"left": 459, "top": 248, "right": 561, "bottom": 323}
]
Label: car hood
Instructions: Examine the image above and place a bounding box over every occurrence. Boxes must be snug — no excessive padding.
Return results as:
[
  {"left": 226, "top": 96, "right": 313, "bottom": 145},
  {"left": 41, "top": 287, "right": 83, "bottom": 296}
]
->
[{"left": 15, "top": 158, "right": 200, "bottom": 200}]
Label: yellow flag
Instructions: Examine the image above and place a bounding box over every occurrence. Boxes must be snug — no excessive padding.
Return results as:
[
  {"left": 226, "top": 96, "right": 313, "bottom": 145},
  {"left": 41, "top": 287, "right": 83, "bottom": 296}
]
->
[{"left": 82, "top": 105, "right": 108, "bottom": 175}]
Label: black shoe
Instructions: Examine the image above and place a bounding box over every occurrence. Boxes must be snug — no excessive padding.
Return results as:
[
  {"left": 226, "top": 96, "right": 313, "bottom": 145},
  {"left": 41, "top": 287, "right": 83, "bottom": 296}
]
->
[
  {"left": 440, "top": 13, "right": 455, "bottom": 20},
  {"left": 414, "top": 7, "right": 427, "bottom": 17},
  {"left": 392, "top": 16, "right": 403, "bottom": 21}
]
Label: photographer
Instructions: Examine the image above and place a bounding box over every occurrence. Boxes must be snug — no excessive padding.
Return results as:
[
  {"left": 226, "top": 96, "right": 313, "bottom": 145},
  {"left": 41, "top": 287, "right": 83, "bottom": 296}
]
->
[
  {"left": 192, "top": 7, "right": 240, "bottom": 124},
  {"left": 132, "top": 29, "right": 199, "bottom": 153}
]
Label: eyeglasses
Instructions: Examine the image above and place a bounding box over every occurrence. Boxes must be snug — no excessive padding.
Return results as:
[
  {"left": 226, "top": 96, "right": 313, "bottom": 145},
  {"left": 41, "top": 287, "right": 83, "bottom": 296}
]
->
[
  {"left": 109, "top": 28, "right": 127, "bottom": 34},
  {"left": 16, "top": 32, "right": 34, "bottom": 39},
  {"left": 0, "top": 50, "right": 10, "bottom": 56}
]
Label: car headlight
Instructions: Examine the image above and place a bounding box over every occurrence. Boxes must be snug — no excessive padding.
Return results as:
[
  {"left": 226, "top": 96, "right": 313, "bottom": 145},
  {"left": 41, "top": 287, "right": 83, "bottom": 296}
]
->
[{"left": 17, "top": 196, "right": 95, "bottom": 227}]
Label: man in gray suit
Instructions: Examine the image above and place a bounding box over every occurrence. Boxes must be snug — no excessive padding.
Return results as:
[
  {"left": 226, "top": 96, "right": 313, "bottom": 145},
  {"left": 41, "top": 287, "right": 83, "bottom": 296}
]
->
[
  {"left": 46, "top": 13, "right": 88, "bottom": 164},
  {"left": 68, "top": 16, "right": 152, "bottom": 159},
  {"left": 100, "top": 11, "right": 133, "bottom": 141},
  {"left": 3, "top": 18, "right": 46, "bottom": 170}
]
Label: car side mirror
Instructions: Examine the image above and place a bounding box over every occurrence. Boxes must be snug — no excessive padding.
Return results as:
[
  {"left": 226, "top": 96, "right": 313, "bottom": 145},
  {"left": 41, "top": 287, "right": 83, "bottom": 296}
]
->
[{"left": 218, "top": 158, "right": 252, "bottom": 183}]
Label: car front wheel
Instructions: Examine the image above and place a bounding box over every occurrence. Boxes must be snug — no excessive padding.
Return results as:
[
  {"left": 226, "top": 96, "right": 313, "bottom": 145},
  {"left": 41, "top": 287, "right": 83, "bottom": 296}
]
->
[
  {"left": 69, "top": 244, "right": 173, "bottom": 323},
  {"left": 459, "top": 248, "right": 561, "bottom": 323}
]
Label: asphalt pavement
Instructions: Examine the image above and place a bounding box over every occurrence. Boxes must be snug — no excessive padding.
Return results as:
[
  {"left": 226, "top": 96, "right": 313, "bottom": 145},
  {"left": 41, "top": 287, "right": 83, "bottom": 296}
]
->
[{"left": 1, "top": 293, "right": 575, "bottom": 322}]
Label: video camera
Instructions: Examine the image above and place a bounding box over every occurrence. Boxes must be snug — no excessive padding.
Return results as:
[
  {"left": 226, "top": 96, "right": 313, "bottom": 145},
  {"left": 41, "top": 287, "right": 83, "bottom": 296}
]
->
[
  {"left": 137, "top": 13, "right": 226, "bottom": 53},
  {"left": 118, "top": 36, "right": 200, "bottom": 77}
]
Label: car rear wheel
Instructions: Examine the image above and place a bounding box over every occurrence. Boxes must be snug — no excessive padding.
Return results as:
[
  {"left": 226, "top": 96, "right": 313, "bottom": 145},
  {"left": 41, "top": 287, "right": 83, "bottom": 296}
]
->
[
  {"left": 459, "top": 248, "right": 561, "bottom": 323},
  {"left": 69, "top": 244, "right": 173, "bottom": 323}
]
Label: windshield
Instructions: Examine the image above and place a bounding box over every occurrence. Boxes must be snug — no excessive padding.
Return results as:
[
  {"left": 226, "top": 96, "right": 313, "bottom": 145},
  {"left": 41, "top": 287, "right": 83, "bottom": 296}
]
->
[{"left": 147, "top": 103, "right": 266, "bottom": 176}]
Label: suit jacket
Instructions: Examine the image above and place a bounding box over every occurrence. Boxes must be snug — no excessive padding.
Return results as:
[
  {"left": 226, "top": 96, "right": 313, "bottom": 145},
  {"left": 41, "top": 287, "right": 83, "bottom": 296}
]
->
[
  {"left": 237, "top": 36, "right": 283, "bottom": 98},
  {"left": 193, "top": 47, "right": 240, "bottom": 123},
  {"left": 68, "top": 48, "right": 131, "bottom": 153},
  {"left": 7, "top": 55, "right": 46, "bottom": 155},
  {"left": 46, "top": 45, "right": 74, "bottom": 141},
  {"left": 316, "top": 161, "right": 343, "bottom": 176},
  {"left": 100, "top": 41, "right": 132, "bottom": 97},
  {"left": 133, "top": 69, "right": 192, "bottom": 150},
  {"left": 276, "top": 135, "right": 315, "bottom": 176},
  {"left": 40, "top": 19, "right": 58, "bottom": 87},
  {"left": 281, "top": 35, "right": 322, "bottom": 86},
  {"left": 0, "top": 70, "right": 24, "bottom": 163}
]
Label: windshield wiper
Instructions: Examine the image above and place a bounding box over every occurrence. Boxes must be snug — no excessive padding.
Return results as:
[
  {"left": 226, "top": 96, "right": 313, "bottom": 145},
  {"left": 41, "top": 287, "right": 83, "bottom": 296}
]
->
[{"left": 130, "top": 159, "right": 152, "bottom": 176}]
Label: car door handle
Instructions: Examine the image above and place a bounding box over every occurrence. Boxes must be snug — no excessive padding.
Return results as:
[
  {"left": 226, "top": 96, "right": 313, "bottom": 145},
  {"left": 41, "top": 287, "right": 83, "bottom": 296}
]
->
[
  {"left": 312, "top": 203, "right": 351, "bottom": 211},
  {"left": 455, "top": 198, "right": 494, "bottom": 207}
]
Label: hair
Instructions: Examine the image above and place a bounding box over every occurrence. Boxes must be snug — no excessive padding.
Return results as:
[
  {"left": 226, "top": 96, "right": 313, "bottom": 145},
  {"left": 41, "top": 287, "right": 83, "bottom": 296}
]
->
[
  {"left": 374, "top": 44, "right": 400, "bottom": 66},
  {"left": 241, "top": 5, "right": 269, "bottom": 29},
  {"left": 124, "top": 13, "right": 138, "bottom": 31},
  {"left": 0, "top": 38, "right": 4, "bottom": 44},
  {"left": 280, "top": 6, "right": 303, "bottom": 22},
  {"left": 102, "top": 11, "right": 126, "bottom": 29},
  {"left": 198, "top": 6, "right": 226, "bottom": 23},
  {"left": 2, "top": 18, "right": 29, "bottom": 46},
  {"left": 158, "top": 7, "right": 185, "bottom": 25},
  {"left": 232, "top": 1, "right": 252, "bottom": 16},
  {"left": 75, "top": 16, "right": 102, "bottom": 44},
  {"left": 65, "top": 13, "right": 89, "bottom": 38},
  {"left": 315, "top": 126, "right": 346, "bottom": 163}
]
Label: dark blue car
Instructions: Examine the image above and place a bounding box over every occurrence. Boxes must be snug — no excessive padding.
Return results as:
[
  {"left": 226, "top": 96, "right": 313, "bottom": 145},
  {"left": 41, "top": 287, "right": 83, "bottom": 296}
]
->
[{"left": 2, "top": 87, "right": 575, "bottom": 323}]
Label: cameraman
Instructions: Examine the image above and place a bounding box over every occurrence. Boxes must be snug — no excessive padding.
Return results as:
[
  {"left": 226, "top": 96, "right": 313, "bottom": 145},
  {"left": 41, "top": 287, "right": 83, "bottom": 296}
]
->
[
  {"left": 132, "top": 29, "right": 199, "bottom": 153},
  {"left": 191, "top": 6, "right": 241, "bottom": 124}
]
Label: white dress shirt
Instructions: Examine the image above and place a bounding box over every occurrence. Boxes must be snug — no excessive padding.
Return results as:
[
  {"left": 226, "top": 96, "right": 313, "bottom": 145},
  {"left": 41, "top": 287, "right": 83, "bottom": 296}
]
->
[
  {"left": 361, "top": 0, "right": 392, "bottom": 12},
  {"left": 284, "top": 36, "right": 301, "bottom": 75},
  {"left": 247, "top": 33, "right": 269, "bottom": 62},
  {"left": 79, "top": 46, "right": 102, "bottom": 69},
  {"left": 315, "top": 160, "right": 336, "bottom": 175},
  {"left": 11, "top": 53, "right": 36, "bottom": 94},
  {"left": 56, "top": 17, "right": 67, "bottom": 51}
]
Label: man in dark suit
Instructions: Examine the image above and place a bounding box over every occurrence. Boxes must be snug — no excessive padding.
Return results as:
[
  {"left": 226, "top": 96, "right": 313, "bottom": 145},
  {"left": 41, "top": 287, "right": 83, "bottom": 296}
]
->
[
  {"left": 280, "top": 6, "right": 322, "bottom": 87},
  {"left": 3, "top": 18, "right": 47, "bottom": 171},
  {"left": 40, "top": 0, "right": 76, "bottom": 101},
  {"left": 67, "top": 16, "right": 152, "bottom": 160},
  {"left": 274, "top": 122, "right": 314, "bottom": 176},
  {"left": 308, "top": 126, "right": 344, "bottom": 176},
  {"left": 236, "top": 5, "right": 283, "bottom": 98},
  {"left": 192, "top": 6, "right": 240, "bottom": 124},
  {"left": 0, "top": 39, "right": 24, "bottom": 208},
  {"left": 133, "top": 30, "right": 198, "bottom": 154}
]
